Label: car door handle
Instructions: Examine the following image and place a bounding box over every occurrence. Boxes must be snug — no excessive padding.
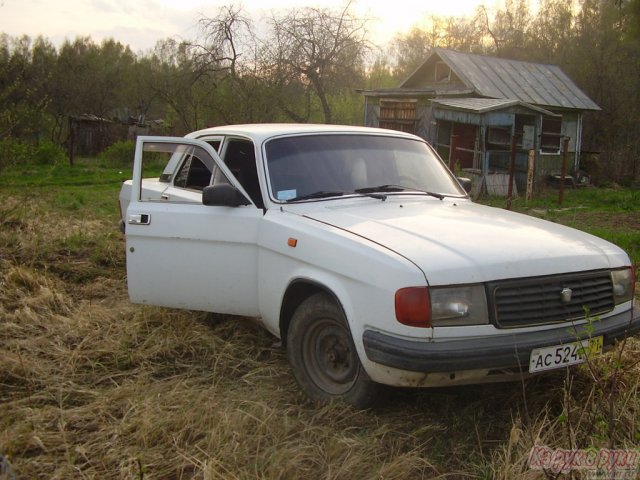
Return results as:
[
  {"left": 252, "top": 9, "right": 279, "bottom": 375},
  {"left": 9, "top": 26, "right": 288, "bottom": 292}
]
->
[
  {"left": 128, "top": 213, "right": 150, "bottom": 225},
  {"left": 161, "top": 194, "right": 169, "bottom": 200}
]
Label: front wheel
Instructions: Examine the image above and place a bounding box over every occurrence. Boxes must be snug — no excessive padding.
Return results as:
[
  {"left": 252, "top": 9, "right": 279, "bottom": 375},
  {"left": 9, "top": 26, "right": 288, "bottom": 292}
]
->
[{"left": 286, "top": 292, "right": 384, "bottom": 407}]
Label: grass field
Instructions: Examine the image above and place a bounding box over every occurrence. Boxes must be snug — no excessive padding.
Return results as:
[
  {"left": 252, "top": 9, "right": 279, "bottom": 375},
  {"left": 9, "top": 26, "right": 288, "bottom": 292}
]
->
[{"left": 1, "top": 162, "right": 639, "bottom": 479}]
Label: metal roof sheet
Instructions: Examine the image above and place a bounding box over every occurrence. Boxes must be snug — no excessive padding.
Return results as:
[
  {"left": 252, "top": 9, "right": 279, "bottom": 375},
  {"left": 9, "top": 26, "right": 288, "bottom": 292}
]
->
[
  {"left": 431, "top": 98, "right": 558, "bottom": 116},
  {"left": 401, "top": 48, "right": 600, "bottom": 111},
  {"left": 359, "top": 87, "right": 475, "bottom": 97}
]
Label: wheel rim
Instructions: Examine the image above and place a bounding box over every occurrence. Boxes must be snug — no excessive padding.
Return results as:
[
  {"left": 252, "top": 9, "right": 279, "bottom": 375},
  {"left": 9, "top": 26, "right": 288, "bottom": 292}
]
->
[{"left": 302, "top": 317, "right": 358, "bottom": 395}]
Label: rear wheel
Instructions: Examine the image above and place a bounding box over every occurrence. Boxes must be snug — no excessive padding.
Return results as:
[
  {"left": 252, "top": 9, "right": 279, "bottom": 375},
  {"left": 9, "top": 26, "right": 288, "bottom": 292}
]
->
[{"left": 286, "top": 292, "right": 383, "bottom": 407}]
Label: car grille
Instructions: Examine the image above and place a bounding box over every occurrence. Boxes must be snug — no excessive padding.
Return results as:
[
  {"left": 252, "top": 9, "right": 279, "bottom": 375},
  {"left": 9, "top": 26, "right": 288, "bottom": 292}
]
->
[{"left": 488, "top": 271, "right": 615, "bottom": 328}]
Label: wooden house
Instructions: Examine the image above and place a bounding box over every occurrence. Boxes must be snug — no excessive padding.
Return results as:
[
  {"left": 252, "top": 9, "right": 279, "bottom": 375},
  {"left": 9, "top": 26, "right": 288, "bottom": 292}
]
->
[{"left": 361, "top": 48, "right": 600, "bottom": 193}]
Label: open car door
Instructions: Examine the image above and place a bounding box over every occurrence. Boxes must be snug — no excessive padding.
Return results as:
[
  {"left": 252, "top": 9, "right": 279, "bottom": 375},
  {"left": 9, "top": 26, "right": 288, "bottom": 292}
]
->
[{"left": 125, "top": 136, "right": 262, "bottom": 316}]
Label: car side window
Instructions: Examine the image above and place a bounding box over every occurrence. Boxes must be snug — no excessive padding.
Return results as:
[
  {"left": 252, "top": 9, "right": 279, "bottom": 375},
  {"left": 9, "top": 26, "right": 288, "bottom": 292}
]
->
[
  {"left": 220, "top": 139, "right": 264, "bottom": 208},
  {"left": 139, "top": 142, "right": 219, "bottom": 203},
  {"left": 205, "top": 140, "right": 221, "bottom": 152},
  {"left": 174, "top": 154, "right": 211, "bottom": 191}
]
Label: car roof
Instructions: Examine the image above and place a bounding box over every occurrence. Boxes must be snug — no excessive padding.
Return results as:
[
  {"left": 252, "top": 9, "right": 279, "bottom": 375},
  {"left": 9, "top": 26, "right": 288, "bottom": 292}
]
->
[{"left": 186, "top": 123, "right": 423, "bottom": 144}]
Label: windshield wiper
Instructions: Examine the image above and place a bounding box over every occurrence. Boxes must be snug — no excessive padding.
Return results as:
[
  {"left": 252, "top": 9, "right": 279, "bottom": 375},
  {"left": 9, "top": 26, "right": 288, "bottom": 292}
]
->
[
  {"left": 286, "top": 191, "right": 347, "bottom": 202},
  {"left": 355, "top": 185, "right": 445, "bottom": 200},
  {"left": 286, "top": 189, "right": 389, "bottom": 203}
]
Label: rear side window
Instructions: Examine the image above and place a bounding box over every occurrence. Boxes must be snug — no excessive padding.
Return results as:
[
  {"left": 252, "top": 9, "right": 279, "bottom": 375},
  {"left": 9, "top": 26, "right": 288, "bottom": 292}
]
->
[{"left": 174, "top": 154, "right": 212, "bottom": 191}]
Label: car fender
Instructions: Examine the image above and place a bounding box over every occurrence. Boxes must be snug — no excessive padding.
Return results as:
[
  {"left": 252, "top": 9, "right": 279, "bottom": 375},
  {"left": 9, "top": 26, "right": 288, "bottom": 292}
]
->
[{"left": 256, "top": 208, "right": 432, "bottom": 348}]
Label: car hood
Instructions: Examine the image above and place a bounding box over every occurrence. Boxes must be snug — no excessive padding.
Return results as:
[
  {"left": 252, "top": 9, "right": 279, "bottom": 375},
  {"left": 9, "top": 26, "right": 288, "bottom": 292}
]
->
[{"left": 289, "top": 197, "right": 629, "bottom": 285}]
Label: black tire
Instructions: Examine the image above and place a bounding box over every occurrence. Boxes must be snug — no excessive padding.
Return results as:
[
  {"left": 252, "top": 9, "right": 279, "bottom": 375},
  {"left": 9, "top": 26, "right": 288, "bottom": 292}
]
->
[{"left": 286, "top": 292, "right": 384, "bottom": 407}]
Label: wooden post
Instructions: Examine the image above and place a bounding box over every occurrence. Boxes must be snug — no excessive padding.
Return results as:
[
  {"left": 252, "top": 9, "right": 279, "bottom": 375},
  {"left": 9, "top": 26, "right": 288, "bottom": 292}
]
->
[
  {"left": 507, "top": 135, "right": 516, "bottom": 210},
  {"left": 526, "top": 149, "right": 535, "bottom": 202},
  {"left": 449, "top": 134, "right": 458, "bottom": 171},
  {"left": 559, "top": 137, "right": 570, "bottom": 206},
  {"left": 68, "top": 116, "right": 75, "bottom": 167}
]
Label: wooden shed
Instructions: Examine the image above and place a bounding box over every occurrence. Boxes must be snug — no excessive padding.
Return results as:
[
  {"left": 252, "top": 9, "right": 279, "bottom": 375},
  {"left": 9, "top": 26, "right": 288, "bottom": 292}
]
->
[{"left": 361, "top": 48, "right": 600, "bottom": 193}]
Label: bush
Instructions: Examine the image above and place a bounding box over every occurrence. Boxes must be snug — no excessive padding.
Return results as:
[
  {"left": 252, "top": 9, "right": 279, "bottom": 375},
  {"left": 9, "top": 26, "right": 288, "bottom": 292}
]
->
[
  {"left": 0, "top": 138, "right": 65, "bottom": 170},
  {"left": 98, "top": 140, "right": 135, "bottom": 167},
  {"left": 0, "top": 138, "right": 31, "bottom": 170},
  {"left": 33, "top": 141, "right": 66, "bottom": 165}
]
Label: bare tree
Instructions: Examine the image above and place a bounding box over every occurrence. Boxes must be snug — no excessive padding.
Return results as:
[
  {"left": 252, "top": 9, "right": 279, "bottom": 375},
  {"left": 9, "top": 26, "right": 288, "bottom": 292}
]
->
[
  {"left": 267, "top": 2, "right": 370, "bottom": 123},
  {"left": 193, "top": 5, "right": 253, "bottom": 81},
  {"left": 193, "top": 5, "right": 279, "bottom": 124}
]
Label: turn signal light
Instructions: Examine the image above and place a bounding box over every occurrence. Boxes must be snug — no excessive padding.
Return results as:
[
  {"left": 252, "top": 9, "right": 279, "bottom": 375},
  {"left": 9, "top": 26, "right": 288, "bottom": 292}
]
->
[{"left": 395, "top": 287, "right": 431, "bottom": 328}]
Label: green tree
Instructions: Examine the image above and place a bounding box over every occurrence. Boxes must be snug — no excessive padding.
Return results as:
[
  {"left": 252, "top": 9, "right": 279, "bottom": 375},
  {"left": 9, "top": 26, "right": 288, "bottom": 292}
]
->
[
  {"left": 389, "top": 27, "right": 433, "bottom": 78},
  {"left": 388, "top": 14, "right": 484, "bottom": 80},
  {"left": 527, "top": 0, "right": 576, "bottom": 64},
  {"left": 0, "top": 35, "right": 53, "bottom": 140},
  {"left": 364, "top": 52, "right": 397, "bottom": 89},
  {"left": 478, "top": 0, "right": 533, "bottom": 59},
  {"left": 148, "top": 39, "right": 202, "bottom": 132},
  {"left": 571, "top": 0, "right": 640, "bottom": 181}
]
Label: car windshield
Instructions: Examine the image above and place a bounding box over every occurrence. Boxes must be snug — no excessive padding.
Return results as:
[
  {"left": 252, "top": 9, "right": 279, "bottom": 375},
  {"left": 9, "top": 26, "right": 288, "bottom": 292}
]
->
[{"left": 265, "top": 134, "right": 465, "bottom": 202}]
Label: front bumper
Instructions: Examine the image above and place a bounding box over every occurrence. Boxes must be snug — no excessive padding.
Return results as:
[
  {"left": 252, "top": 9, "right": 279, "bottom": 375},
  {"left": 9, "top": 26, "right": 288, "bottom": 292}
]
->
[{"left": 363, "top": 305, "right": 640, "bottom": 373}]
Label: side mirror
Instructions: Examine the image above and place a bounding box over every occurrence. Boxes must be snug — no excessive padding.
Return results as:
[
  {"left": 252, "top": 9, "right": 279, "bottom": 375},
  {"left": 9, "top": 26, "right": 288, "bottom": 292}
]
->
[
  {"left": 457, "top": 177, "right": 472, "bottom": 194},
  {"left": 202, "top": 184, "right": 251, "bottom": 207}
]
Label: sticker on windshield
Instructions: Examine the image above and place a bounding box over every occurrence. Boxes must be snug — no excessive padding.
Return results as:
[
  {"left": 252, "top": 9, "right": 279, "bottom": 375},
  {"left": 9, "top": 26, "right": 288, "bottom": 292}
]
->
[{"left": 277, "top": 189, "right": 297, "bottom": 201}]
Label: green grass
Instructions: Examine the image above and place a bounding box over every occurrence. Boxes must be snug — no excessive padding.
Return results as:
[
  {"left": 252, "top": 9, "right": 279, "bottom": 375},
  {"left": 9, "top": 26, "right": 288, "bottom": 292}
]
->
[
  {"left": 1, "top": 159, "right": 131, "bottom": 187},
  {"left": 1, "top": 160, "right": 126, "bottom": 221},
  {"left": 480, "top": 186, "right": 640, "bottom": 212}
]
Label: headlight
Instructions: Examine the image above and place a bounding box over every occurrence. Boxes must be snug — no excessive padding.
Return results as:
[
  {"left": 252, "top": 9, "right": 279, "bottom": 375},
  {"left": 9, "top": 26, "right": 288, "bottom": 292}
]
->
[
  {"left": 430, "top": 285, "right": 489, "bottom": 326},
  {"left": 612, "top": 267, "right": 635, "bottom": 305},
  {"left": 395, "top": 284, "right": 489, "bottom": 328}
]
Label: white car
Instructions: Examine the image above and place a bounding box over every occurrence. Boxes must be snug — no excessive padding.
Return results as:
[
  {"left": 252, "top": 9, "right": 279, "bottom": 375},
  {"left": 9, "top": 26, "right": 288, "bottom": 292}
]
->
[{"left": 119, "top": 124, "right": 639, "bottom": 407}]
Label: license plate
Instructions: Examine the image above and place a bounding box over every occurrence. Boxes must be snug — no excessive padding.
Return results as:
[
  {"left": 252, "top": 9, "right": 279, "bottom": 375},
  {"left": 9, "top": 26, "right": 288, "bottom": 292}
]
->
[{"left": 529, "top": 336, "right": 603, "bottom": 373}]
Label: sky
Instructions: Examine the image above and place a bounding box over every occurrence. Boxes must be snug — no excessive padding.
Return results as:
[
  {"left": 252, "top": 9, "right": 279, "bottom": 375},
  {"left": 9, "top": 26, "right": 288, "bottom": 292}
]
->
[{"left": 1, "top": 0, "right": 510, "bottom": 53}]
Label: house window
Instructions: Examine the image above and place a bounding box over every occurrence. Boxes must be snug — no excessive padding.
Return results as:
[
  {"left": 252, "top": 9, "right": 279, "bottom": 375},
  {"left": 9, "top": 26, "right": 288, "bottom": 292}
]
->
[
  {"left": 540, "top": 116, "right": 562, "bottom": 154},
  {"left": 435, "top": 62, "right": 451, "bottom": 83},
  {"left": 487, "top": 127, "right": 511, "bottom": 148},
  {"left": 379, "top": 100, "right": 417, "bottom": 134}
]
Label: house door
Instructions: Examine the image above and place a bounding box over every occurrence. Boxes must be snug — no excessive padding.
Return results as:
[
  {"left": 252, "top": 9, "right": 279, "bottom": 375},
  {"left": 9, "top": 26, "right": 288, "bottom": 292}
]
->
[{"left": 451, "top": 123, "right": 479, "bottom": 170}]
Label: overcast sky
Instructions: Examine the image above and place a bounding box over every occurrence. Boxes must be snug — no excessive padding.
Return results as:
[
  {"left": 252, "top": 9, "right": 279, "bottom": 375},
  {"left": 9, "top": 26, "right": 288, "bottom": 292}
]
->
[{"left": 1, "top": 0, "right": 518, "bottom": 53}]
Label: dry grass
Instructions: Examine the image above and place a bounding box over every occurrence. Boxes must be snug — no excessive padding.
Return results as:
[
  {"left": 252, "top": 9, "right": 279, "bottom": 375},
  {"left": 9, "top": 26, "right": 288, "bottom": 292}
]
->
[
  {"left": 1, "top": 187, "right": 639, "bottom": 479},
  {"left": 0, "top": 258, "right": 443, "bottom": 479}
]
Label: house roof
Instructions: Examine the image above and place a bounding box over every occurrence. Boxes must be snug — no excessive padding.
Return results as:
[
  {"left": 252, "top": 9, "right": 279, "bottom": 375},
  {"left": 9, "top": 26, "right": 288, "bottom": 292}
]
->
[
  {"left": 358, "top": 87, "right": 475, "bottom": 98},
  {"left": 431, "top": 98, "right": 559, "bottom": 117},
  {"left": 400, "top": 48, "right": 600, "bottom": 111}
]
